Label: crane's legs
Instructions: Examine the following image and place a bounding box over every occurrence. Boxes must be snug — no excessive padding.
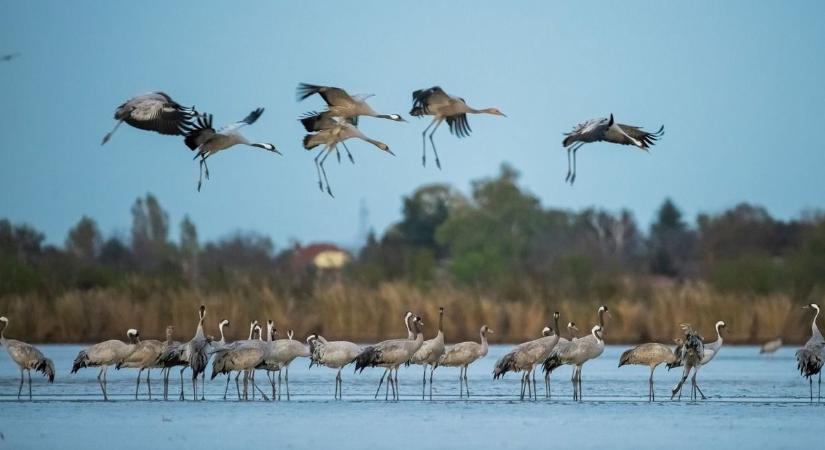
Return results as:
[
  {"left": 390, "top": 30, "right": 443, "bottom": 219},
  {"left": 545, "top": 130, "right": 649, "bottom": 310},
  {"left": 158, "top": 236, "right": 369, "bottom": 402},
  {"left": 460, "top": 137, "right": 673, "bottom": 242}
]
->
[
  {"left": 463, "top": 365, "right": 470, "bottom": 398},
  {"left": 147, "top": 369, "right": 152, "bottom": 399},
  {"left": 672, "top": 365, "right": 690, "bottom": 400},
  {"left": 421, "top": 118, "right": 436, "bottom": 168},
  {"left": 545, "top": 370, "right": 552, "bottom": 398},
  {"left": 429, "top": 365, "right": 435, "bottom": 400},
  {"left": 334, "top": 368, "right": 343, "bottom": 399},
  {"left": 342, "top": 142, "right": 355, "bottom": 164},
  {"left": 428, "top": 120, "right": 443, "bottom": 170},
  {"left": 97, "top": 366, "right": 109, "bottom": 401},
  {"left": 565, "top": 143, "right": 583, "bottom": 184},
  {"left": 422, "top": 365, "right": 427, "bottom": 400},
  {"left": 393, "top": 367, "right": 399, "bottom": 400},
  {"left": 649, "top": 367, "right": 655, "bottom": 402},
  {"left": 200, "top": 372, "right": 205, "bottom": 401},
  {"left": 531, "top": 368, "right": 538, "bottom": 400},
  {"left": 17, "top": 368, "right": 24, "bottom": 400},
  {"left": 314, "top": 150, "right": 325, "bottom": 193},
  {"left": 691, "top": 370, "right": 706, "bottom": 400},
  {"left": 318, "top": 148, "right": 335, "bottom": 197},
  {"left": 375, "top": 368, "right": 388, "bottom": 399},
  {"left": 101, "top": 119, "right": 124, "bottom": 145},
  {"left": 571, "top": 366, "right": 578, "bottom": 401},
  {"left": 386, "top": 369, "right": 393, "bottom": 401},
  {"left": 458, "top": 366, "right": 464, "bottom": 398},
  {"left": 196, "top": 154, "right": 211, "bottom": 192},
  {"left": 235, "top": 371, "right": 242, "bottom": 400},
  {"left": 28, "top": 369, "right": 32, "bottom": 400},
  {"left": 520, "top": 372, "right": 528, "bottom": 400},
  {"left": 135, "top": 368, "right": 143, "bottom": 399},
  {"left": 278, "top": 369, "right": 283, "bottom": 401},
  {"left": 179, "top": 367, "right": 186, "bottom": 400}
]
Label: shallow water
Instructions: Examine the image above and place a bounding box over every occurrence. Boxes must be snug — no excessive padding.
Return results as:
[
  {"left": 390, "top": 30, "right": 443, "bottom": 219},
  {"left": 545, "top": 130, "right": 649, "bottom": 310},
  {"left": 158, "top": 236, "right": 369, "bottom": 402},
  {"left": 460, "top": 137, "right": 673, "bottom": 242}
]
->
[{"left": 0, "top": 344, "right": 821, "bottom": 449}]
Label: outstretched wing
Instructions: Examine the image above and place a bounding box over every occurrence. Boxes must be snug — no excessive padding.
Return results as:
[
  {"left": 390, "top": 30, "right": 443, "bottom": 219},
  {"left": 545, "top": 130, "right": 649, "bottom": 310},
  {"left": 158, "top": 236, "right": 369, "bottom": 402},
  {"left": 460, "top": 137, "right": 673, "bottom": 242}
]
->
[
  {"left": 296, "top": 83, "right": 355, "bottom": 106},
  {"left": 446, "top": 113, "right": 472, "bottom": 138},
  {"left": 125, "top": 96, "right": 195, "bottom": 136},
  {"left": 604, "top": 122, "right": 664, "bottom": 149},
  {"left": 217, "top": 107, "right": 265, "bottom": 135},
  {"left": 410, "top": 86, "right": 451, "bottom": 116},
  {"left": 562, "top": 117, "right": 607, "bottom": 147},
  {"left": 300, "top": 110, "right": 357, "bottom": 132},
  {"left": 184, "top": 113, "right": 216, "bottom": 150}
]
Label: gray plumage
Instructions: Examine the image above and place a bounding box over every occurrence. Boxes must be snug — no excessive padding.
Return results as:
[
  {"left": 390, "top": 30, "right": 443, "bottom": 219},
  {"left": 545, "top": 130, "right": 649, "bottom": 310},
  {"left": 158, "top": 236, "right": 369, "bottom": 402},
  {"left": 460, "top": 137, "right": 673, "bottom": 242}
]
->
[
  {"left": 212, "top": 321, "right": 270, "bottom": 401},
  {"left": 355, "top": 314, "right": 425, "bottom": 400},
  {"left": 670, "top": 324, "right": 706, "bottom": 400},
  {"left": 297, "top": 83, "right": 405, "bottom": 125},
  {"left": 184, "top": 305, "right": 210, "bottom": 400},
  {"left": 561, "top": 114, "right": 664, "bottom": 184},
  {"left": 0, "top": 316, "right": 55, "bottom": 400},
  {"left": 71, "top": 328, "right": 140, "bottom": 400},
  {"left": 307, "top": 334, "right": 362, "bottom": 399},
  {"left": 101, "top": 92, "right": 196, "bottom": 145},
  {"left": 157, "top": 325, "right": 186, "bottom": 400},
  {"left": 494, "top": 312, "right": 561, "bottom": 400},
  {"left": 668, "top": 320, "right": 726, "bottom": 400},
  {"left": 795, "top": 303, "right": 824, "bottom": 401},
  {"left": 618, "top": 342, "right": 677, "bottom": 401},
  {"left": 759, "top": 338, "right": 783, "bottom": 355},
  {"left": 434, "top": 325, "right": 494, "bottom": 398},
  {"left": 542, "top": 305, "right": 608, "bottom": 401},
  {"left": 303, "top": 121, "right": 394, "bottom": 197},
  {"left": 410, "top": 307, "right": 447, "bottom": 400},
  {"left": 184, "top": 108, "right": 281, "bottom": 191},
  {"left": 541, "top": 321, "right": 579, "bottom": 398},
  {"left": 116, "top": 336, "right": 163, "bottom": 400},
  {"left": 410, "top": 86, "right": 505, "bottom": 169},
  {"left": 261, "top": 327, "right": 310, "bottom": 400}
]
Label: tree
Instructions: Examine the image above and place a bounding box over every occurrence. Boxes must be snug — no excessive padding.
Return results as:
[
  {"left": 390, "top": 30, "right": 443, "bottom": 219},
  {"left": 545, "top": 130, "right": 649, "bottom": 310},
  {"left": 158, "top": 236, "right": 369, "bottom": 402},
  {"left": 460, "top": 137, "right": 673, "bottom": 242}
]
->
[
  {"left": 65, "top": 216, "right": 102, "bottom": 261},
  {"left": 130, "top": 193, "right": 171, "bottom": 270},
  {"left": 180, "top": 215, "right": 199, "bottom": 284},
  {"left": 649, "top": 198, "right": 694, "bottom": 277},
  {"left": 397, "top": 184, "right": 455, "bottom": 257}
]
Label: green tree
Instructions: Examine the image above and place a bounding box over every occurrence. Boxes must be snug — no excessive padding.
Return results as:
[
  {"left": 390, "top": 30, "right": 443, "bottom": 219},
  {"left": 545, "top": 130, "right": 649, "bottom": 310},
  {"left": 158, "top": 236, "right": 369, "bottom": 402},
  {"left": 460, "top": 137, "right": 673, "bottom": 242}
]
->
[
  {"left": 65, "top": 216, "right": 102, "bottom": 261},
  {"left": 649, "top": 198, "right": 694, "bottom": 277},
  {"left": 180, "top": 215, "right": 199, "bottom": 284}
]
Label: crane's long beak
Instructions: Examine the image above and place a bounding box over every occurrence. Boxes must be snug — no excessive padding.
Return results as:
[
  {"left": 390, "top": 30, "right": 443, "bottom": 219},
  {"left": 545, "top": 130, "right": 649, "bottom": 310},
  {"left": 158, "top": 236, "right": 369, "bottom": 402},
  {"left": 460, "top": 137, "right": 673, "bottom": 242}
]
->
[{"left": 385, "top": 148, "right": 396, "bottom": 156}]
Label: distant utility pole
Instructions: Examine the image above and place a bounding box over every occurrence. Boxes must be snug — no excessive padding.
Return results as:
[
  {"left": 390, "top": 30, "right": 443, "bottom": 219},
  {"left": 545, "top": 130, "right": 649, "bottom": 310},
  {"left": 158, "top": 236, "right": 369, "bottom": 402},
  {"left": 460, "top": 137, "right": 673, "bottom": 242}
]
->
[{"left": 357, "top": 198, "right": 370, "bottom": 248}]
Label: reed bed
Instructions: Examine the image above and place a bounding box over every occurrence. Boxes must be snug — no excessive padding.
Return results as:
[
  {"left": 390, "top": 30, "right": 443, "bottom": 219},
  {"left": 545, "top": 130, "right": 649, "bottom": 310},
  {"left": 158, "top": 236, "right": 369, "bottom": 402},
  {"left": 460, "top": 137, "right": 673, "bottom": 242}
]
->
[{"left": 0, "top": 282, "right": 816, "bottom": 345}]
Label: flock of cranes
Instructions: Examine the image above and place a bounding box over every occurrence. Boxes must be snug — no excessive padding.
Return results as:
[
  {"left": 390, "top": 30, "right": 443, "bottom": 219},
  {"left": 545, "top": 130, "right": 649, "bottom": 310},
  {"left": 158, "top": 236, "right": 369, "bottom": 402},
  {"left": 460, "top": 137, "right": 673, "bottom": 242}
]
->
[
  {"left": 2, "top": 303, "right": 823, "bottom": 402},
  {"left": 99, "top": 85, "right": 665, "bottom": 194}
]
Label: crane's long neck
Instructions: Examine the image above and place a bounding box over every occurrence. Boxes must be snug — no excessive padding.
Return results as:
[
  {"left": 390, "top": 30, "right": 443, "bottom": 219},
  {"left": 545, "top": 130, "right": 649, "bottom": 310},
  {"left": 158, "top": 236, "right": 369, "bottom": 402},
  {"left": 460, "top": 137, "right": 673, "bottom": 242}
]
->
[
  {"left": 480, "top": 330, "right": 488, "bottom": 349},
  {"left": 553, "top": 315, "right": 560, "bottom": 337},
  {"left": 567, "top": 326, "right": 576, "bottom": 340},
  {"left": 438, "top": 310, "right": 444, "bottom": 335},
  {"left": 598, "top": 309, "right": 605, "bottom": 329},
  {"left": 812, "top": 307, "right": 822, "bottom": 338},
  {"left": 405, "top": 315, "right": 413, "bottom": 340},
  {"left": 219, "top": 323, "right": 226, "bottom": 344},
  {"left": 362, "top": 137, "right": 387, "bottom": 151},
  {"left": 166, "top": 329, "right": 173, "bottom": 344},
  {"left": 0, "top": 320, "right": 6, "bottom": 341},
  {"left": 469, "top": 107, "right": 497, "bottom": 115},
  {"left": 715, "top": 323, "right": 724, "bottom": 343}
]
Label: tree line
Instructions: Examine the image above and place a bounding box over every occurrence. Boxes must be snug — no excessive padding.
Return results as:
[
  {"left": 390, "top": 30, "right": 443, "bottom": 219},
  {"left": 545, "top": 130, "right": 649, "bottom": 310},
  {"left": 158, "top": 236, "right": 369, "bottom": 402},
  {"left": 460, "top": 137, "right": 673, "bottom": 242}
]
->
[{"left": 1, "top": 163, "right": 824, "bottom": 303}]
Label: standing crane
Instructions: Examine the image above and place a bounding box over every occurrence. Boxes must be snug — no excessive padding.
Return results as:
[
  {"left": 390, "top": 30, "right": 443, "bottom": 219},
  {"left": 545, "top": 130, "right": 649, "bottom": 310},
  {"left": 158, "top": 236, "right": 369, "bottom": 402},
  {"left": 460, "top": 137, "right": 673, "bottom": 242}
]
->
[
  {"left": 542, "top": 321, "right": 579, "bottom": 398},
  {"left": 183, "top": 108, "right": 280, "bottom": 191},
  {"left": 796, "top": 303, "right": 824, "bottom": 401},
  {"left": 410, "top": 307, "right": 447, "bottom": 400},
  {"left": 618, "top": 342, "right": 678, "bottom": 401},
  {"left": 0, "top": 316, "right": 55, "bottom": 400},
  {"left": 302, "top": 121, "right": 394, "bottom": 197},
  {"left": 561, "top": 114, "right": 664, "bottom": 184},
  {"left": 116, "top": 332, "right": 163, "bottom": 399},
  {"left": 101, "top": 92, "right": 197, "bottom": 145},
  {"left": 433, "top": 325, "right": 494, "bottom": 398},
  {"left": 669, "top": 324, "right": 706, "bottom": 401},
  {"left": 409, "top": 86, "right": 505, "bottom": 169},
  {"left": 354, "top": 314, "right": 425, "bottom": 400},
  {"left": 667, "top": 320, "right": 726, "bottom": 400},
  {"left": 71, "top": 329, "right": 140, "bottom": 400},
  {"left": 307, "top": 334, "right": 362, "bottom": 400},
  {"left": 494, "top": 312, "right": 561, "bottom": 400}
]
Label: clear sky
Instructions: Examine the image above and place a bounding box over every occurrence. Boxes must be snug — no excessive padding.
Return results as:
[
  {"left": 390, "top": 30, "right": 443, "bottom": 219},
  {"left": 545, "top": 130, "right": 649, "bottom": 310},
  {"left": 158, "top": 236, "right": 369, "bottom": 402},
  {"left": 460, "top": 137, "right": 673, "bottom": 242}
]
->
[{"left": 1, "top": 1, "right": 824, "bottom": 249}]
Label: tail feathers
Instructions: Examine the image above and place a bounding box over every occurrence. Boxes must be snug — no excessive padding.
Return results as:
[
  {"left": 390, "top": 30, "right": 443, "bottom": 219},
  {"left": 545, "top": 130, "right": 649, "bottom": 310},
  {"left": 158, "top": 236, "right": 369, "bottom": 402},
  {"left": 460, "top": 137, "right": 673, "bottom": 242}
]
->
[
  {"left": 562, "top": 134, "right": 577, "bottom": 148},
  {"left": 296, "top": 83, "right": 323, "bottom": 102},
  {"left": 796, "top": 348, "right": 825, "bottom": 378},
  {"left": 493, "top": 351, "right": 517, "bottom": 379},
  {"left": 71, "top": 350, "right": 88, "bottom": 374},
  {"left": 36, "top": 357, "right": 55, "bottom": 382},
  {"left": 542, "top": 353, "right": 562, "bottom": 375},
  {"left": 354, "top": 346, "right": 380, "bottom": 373}
]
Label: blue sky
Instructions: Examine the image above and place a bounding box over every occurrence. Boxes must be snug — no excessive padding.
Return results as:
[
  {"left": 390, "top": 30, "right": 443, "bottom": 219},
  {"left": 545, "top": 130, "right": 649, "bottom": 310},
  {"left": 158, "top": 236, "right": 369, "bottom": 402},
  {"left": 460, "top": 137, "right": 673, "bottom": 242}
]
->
[{"left": 1, "top": 1, "right": 824, "bottom": 249}]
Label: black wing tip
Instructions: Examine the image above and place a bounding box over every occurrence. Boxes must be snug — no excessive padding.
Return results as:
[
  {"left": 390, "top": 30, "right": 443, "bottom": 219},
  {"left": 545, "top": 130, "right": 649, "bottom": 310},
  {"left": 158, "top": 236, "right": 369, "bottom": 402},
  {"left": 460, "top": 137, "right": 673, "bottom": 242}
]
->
[{"left": 296, "top": 83, "right": 322, "bottom": 101}]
